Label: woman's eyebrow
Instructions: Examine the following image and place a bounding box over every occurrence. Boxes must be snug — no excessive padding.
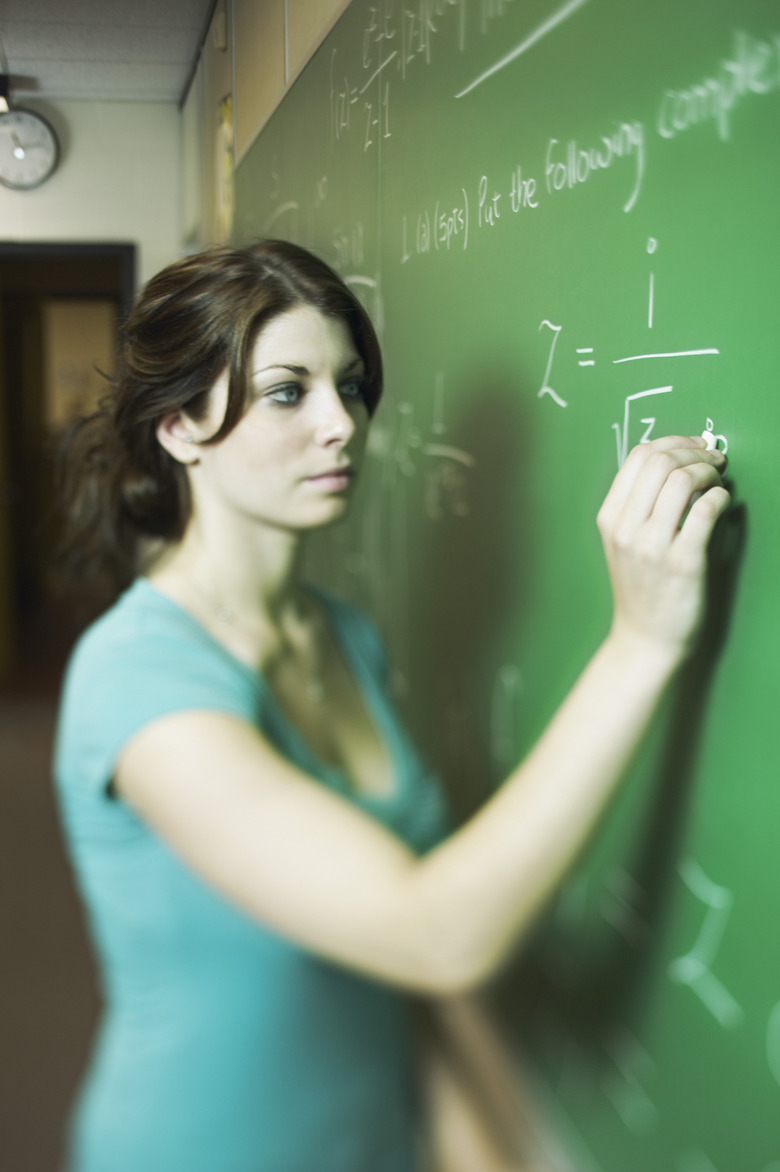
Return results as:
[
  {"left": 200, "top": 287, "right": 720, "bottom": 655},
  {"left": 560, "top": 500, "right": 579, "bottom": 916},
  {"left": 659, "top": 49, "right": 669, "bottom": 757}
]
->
[
  {"left": 253, "top": 356, "right": 365, "bottom": 376},
  {"left": 253, "top": 363, "right": 309, "bottom": 376},
  {"left": 341, "top": 357, "right": 365, "bottom": 373}
]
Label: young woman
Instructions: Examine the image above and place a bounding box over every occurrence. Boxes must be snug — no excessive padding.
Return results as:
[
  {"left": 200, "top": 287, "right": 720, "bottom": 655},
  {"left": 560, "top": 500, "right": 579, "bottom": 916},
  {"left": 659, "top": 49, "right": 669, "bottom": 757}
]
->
[{"left": 54, "top": 240, "right": 730, "bottom": 1172}]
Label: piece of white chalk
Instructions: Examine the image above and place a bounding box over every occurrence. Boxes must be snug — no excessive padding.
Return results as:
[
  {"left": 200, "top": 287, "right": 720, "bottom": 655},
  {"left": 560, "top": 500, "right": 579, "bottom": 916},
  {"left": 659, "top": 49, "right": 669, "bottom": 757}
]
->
[{"left": 701, "top": 418, "right": 728, "bottom": 454}]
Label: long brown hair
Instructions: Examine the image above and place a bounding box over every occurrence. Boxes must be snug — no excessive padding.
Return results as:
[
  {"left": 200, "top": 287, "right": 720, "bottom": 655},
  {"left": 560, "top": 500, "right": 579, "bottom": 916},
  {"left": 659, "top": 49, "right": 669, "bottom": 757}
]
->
[{"left": 56, "top": 240, "right": 383, "bottom": 595}]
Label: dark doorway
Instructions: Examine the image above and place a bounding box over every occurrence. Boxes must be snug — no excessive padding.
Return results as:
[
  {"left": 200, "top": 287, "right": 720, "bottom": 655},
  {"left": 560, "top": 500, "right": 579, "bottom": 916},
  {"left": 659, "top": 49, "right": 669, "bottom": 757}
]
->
[{"left": 0, "top": 242, "right": 135, "bottom": 685}]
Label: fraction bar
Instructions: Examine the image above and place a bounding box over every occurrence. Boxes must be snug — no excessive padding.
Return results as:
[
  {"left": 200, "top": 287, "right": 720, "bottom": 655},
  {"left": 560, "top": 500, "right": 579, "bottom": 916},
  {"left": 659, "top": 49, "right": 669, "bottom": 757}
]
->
[{"left": 613, "top": 349, "right": 719, "bottom": 364}]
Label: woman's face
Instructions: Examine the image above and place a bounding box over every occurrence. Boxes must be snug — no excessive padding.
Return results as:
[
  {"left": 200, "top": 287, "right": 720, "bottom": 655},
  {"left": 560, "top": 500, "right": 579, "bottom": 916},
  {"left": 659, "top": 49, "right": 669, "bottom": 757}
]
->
[{"left": 189, "top": 304, "right": 370, "bottom": 534}]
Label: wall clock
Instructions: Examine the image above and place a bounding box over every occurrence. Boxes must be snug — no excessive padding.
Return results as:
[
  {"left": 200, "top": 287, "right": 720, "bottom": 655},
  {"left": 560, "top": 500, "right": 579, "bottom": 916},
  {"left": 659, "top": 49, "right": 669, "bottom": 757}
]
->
[{"left": 0, "top": 108, "right": 59, "bottom": 190}]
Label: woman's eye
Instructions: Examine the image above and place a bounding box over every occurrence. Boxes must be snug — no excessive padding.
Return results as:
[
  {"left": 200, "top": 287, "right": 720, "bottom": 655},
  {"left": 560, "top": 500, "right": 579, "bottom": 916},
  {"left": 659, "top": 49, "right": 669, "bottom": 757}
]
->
[
  {"left": 267, "top": 383, "right": 302, "bottom": 405},
  {"left": 340, "top": 379, "right": 365, "bottom": 401}
]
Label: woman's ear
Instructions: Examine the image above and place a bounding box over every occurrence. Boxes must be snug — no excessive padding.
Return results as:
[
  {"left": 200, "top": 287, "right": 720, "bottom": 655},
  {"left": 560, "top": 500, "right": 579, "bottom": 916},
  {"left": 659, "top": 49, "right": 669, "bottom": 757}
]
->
[{"left": 156, "top": 411, "right": 200, "bottom": 465}]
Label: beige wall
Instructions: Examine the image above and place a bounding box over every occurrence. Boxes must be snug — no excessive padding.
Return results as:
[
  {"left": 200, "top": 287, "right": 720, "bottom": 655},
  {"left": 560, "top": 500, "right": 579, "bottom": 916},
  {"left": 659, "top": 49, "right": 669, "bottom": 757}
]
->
[
  {"left": 0, "top": 8, "right": 350, "bottom": 272},
  {"left": 0, "top": 99, "right": 180, "bottom": 287}
]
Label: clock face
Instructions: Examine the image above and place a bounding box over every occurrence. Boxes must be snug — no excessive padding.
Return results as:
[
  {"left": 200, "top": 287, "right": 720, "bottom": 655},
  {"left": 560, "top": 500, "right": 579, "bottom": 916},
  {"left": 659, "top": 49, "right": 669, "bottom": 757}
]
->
[{"left": 0, "top": 109, "right": 59, "bottom": 190}]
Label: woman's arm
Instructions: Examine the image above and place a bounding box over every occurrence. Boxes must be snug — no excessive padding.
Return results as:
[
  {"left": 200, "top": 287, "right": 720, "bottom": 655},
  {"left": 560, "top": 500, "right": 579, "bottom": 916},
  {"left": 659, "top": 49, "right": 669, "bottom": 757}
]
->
[
  {"left": 417, "top": 993, "right": 554, "bottom": 1172},
  {"left": 115, "top": 436, "right": 729, "bottom": 995}
]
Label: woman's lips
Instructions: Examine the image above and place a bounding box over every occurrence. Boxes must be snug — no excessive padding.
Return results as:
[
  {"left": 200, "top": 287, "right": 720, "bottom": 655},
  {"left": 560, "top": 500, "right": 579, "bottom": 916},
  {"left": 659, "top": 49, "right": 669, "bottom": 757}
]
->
[{"left": 307, "top": 468, "right": 355, "bottom": 491}]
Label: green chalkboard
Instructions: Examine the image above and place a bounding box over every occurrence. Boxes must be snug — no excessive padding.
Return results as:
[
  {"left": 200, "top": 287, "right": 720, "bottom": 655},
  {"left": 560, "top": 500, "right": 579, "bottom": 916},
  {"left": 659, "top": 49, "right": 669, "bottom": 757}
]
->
[{"left": 234, "top": 2, "right": 780, "bottom": 1168}]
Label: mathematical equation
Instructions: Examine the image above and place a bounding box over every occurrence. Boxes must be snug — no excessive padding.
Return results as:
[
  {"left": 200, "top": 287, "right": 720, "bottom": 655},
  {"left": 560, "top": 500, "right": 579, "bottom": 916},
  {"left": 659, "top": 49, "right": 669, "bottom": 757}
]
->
[
  {"left": 532, "top": 234, "right": 728, "bottom": 465},
  {"left": 333, "top": 0, "right": 551, "bottom": 152},
  {"left": 537, "top": 322, "right": 722, "bottom": 468},
  {"left": 330, "top": 0, "right": 470, "bottom": 151}
]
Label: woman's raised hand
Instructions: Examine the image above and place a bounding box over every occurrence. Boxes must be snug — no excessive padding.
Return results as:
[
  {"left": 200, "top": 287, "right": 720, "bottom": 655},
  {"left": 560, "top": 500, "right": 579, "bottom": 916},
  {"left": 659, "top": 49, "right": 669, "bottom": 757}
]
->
[{"left": 596, "top": 436, "right": 730, "bottom": 663}]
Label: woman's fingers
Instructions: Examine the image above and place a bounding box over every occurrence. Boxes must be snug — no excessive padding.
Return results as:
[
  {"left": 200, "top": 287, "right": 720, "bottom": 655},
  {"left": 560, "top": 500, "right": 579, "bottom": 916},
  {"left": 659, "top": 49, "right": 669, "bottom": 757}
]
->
[
  {"left": 673, "top": 484, "right": 732, "bottom": 565},
  {"left": 598, "top": 435, "right": 707, "bottom": 528},
  {"left": 645, "top": 460, "right": 728, "bottom": 547},
  {"left": 599, "top": 440, "right": 727, "bottom": 539},
  {"left": 596, "top": 433, "right": 731, "bottom": 657}
]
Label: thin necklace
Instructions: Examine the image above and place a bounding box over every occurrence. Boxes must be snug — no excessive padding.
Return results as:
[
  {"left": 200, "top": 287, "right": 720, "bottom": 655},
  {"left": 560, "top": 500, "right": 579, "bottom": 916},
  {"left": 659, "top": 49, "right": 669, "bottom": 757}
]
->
[{"left": 186, "top": 577, "right": 327, "bottom": 703}]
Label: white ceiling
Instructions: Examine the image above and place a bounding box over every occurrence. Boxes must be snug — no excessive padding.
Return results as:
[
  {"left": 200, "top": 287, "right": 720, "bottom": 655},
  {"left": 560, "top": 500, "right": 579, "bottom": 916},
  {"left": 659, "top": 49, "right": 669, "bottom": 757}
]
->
[{"left": 0, "top": 0, "right": 215, "bottom": 104}]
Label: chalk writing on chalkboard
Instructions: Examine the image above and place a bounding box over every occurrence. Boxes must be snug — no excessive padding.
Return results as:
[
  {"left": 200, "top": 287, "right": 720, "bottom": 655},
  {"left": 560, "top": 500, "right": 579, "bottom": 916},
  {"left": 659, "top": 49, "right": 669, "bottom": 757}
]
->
[
  {"left": 262, "top": 201, "right": 299, "bottom": 235},
  {"left": 369, "top": 389, "right": 475, "bottom": 523},
  {"left": 334, "top": 222, "right": 365, "bottom": 269},
  {"left": 363, "top": 81, "right": 391, "bottom": 151},
  {"left": 544, "top": 122, "right": 644, "bottom": 214},
  {"left": 612, "top": 348, "right": 720, "bottom": 365},
  {"left": 667, "top": 858, "right": 743, "bottom": 1029},
  {"left": 423, "top": 447, "right": 473, "bottom": 520},
  {"left": 509, "top": 165, "right": 539, "bottom": 210},
  {"left": 392, "top": 30, "right": 780, "bottom": 271},
  {"left": 344, "top": 272, "right": 383, "bottom": 333},
  {"left": 657, "top": 30, "right": 780, "bottom": 142},
  {"left": 455, "top": 0, "right": 590, "bottom": 99},
  {"left": 419, "top": 370, "right": 475, "bottom": 520},
  {"left": 478, "top": 175, "right": 502, "bottom": 227},
  {"left": 612, "top": 386, "right": 672, "bottom": 468},
  {"left": 313, "top": 175, "right": 328, "bottom": 210},
  {"left": 646, "top": 237, "right": 658, "bottom": 328},
  {"left": 538, "top": 320, "right": 566, "bottom": 408},
  {"left": 401, "top": 186, "right": 471, "bottom": 262}
]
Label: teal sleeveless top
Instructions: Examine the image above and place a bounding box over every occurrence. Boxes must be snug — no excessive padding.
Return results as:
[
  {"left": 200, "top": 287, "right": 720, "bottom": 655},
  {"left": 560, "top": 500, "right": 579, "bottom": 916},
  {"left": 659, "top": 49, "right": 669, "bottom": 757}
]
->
[{"left": 54, "top": 579, "right": 450, "bottom": 1172}]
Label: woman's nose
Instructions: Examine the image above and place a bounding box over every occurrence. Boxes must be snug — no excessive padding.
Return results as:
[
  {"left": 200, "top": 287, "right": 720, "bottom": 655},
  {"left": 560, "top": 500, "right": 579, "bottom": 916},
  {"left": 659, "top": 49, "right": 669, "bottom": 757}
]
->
[{"left": 315, "top": 385, "right": 357, "bottom": 446}]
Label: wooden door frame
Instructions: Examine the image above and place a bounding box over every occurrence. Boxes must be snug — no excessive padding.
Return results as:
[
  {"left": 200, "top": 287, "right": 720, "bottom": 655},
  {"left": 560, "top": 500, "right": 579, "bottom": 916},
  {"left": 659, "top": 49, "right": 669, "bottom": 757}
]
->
[{"left": 0, "top": 241, "right": 136, "bottom": 320}]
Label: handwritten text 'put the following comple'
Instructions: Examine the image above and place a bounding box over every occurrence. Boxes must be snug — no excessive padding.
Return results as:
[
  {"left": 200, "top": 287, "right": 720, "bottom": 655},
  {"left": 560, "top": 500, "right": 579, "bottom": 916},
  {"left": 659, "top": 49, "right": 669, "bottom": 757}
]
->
[{"left": 399, "top": 28, "right": 780, "bottom": 263}]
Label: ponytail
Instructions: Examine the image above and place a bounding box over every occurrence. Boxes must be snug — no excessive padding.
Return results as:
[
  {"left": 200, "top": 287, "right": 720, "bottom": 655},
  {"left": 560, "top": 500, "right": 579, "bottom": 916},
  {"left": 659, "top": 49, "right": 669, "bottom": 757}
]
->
[{"left": 55, "top": 392, "right": 188, "bottom": 595}]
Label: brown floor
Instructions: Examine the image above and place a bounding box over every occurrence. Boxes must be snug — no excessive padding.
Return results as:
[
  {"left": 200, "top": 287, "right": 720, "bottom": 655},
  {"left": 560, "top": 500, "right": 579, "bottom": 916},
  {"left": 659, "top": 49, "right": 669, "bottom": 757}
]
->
[{"left": 0, "top": 614, "right": 100, "bottom": 1172}]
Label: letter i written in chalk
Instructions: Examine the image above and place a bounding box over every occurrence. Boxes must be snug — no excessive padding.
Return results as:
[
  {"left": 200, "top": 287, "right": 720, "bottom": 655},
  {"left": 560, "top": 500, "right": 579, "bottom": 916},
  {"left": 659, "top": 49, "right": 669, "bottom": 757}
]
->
[{"left": 647, "top": 237, "right": 657, "bottom": 328}]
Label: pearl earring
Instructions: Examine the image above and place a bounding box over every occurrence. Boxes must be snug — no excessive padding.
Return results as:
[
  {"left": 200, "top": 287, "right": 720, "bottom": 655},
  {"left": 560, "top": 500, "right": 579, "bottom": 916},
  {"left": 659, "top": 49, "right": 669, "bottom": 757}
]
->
[{"left": 185, "top": 434, "right": 194, "bottom": 444}]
